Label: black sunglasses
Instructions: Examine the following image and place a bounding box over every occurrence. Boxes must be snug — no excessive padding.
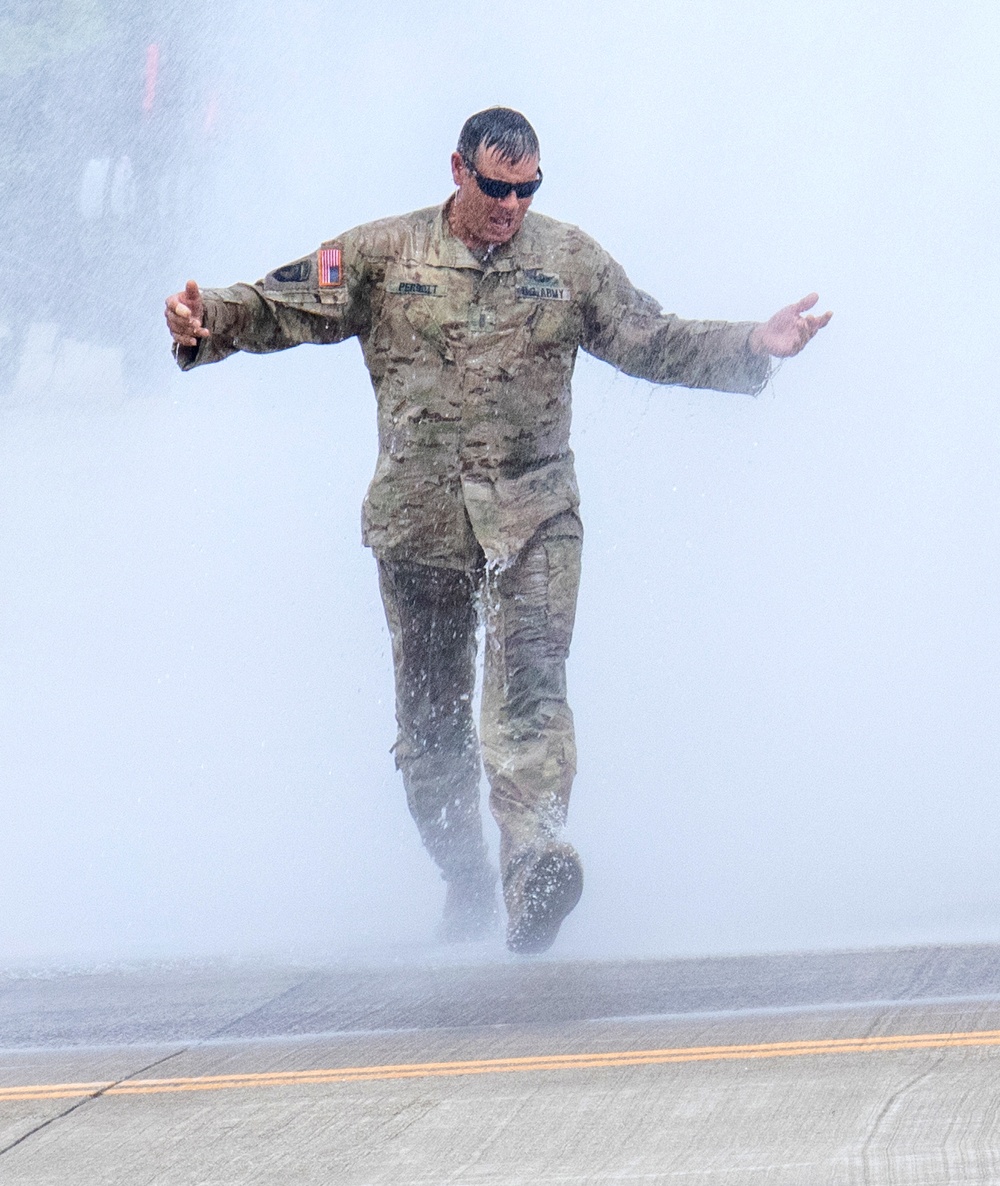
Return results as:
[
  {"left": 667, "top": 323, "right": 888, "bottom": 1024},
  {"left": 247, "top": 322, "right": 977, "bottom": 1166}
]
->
[{"left": 463, "top": 158, "right": 543, "bottom": 200}]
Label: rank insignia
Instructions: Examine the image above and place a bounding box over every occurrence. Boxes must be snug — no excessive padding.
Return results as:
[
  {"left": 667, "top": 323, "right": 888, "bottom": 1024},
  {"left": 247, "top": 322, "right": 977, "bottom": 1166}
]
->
[
  {"left": 468, "top": 306, "right": 496, "bottom": 332},
  {"left": 318, "top": 246, "right": 342, "bottom": 287}
]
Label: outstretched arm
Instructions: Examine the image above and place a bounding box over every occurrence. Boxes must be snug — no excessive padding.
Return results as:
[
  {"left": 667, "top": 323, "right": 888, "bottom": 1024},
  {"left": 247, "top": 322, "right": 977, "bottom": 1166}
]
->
[
  {"left": 164, "top": 236, "right": 370, "bottom": 371},
  {"left": 749, "top": 293, "right": 832, "bottom": 357},
  {"left": 580, "top": 245, "right": 771, "bottom": 395},
  {"left": 579, "top": 234, "right": 832, "bottom": 393}
]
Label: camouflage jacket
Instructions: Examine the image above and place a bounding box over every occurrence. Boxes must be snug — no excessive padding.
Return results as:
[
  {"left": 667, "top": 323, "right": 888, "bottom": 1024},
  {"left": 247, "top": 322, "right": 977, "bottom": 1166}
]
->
[{"left": 175, "top": 199, "right": 769, "bottom": 569}]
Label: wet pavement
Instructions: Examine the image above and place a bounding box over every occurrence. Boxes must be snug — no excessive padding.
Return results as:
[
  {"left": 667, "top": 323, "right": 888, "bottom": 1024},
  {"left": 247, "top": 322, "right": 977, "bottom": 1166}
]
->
[{"left": 2, "top": 943, "right": 999, "bottom": 1183}]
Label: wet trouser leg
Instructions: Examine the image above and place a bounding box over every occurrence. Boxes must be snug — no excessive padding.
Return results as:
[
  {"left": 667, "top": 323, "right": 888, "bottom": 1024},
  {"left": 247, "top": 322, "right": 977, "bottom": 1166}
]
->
[
  {"left": 480, "top": 513, "right": 583, "bottom": 871},
  {"left": 377, "top": 559, "right": 489, "bottom": 882}
]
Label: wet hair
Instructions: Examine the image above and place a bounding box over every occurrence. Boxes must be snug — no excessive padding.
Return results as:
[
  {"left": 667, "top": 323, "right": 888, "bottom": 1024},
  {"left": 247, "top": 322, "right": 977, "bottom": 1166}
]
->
[{"left": 457, "top": 107, "right": 540, "bottom": 168}]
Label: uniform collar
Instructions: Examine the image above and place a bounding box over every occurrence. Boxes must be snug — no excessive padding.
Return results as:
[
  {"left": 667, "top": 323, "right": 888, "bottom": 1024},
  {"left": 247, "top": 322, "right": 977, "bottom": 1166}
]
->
[{"left": 428, "top": 197, "right": 520, "bottom": 273}]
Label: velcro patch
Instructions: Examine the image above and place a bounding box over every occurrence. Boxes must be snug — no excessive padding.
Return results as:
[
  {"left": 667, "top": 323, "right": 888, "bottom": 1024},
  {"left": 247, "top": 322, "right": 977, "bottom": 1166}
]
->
[
  {"left": 318, "top": 246, "right": 342, "bottom": 287},
  {"left": 272, "top": 259, "right": 312, "bottom": 284},
  {"left": 515, "top": 284, "right": 570, "bottom": 301},
  {"left": 387, "top": 281, "right": 441, "bottom": 297},
  {"left": 468, "top": 306, "right": 496, "bottom": 333}
]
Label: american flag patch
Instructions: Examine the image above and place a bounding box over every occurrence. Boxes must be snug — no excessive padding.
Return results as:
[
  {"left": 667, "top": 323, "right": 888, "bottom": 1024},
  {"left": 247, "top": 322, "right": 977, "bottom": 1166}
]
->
[{"left": 318, "top": 246, "right": 342, "bottom": 287}]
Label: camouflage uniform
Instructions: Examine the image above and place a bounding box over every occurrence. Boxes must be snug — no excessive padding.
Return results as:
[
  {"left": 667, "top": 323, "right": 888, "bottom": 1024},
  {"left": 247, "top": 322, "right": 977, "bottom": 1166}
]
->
[{"left": 175, "top": 198, "right": 768, "bottom": 884}]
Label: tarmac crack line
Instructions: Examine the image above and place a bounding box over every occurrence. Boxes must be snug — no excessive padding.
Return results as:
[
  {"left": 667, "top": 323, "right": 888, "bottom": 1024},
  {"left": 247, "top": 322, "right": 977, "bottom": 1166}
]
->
[
  {"left": 0, "top": 1046, "right": 191, "bottom": 1159},
  {"left": 0, "top": 971, "right": 319, "bottom": 1158},
  {"left": 199, "top": 972, "right": 320, "bottom": 1043}
]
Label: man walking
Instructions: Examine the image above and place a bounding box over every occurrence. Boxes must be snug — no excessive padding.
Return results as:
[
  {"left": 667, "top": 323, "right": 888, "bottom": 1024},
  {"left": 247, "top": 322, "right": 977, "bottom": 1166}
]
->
[{"left": 165, "top": 107, "right": 830, "bottom": 954}]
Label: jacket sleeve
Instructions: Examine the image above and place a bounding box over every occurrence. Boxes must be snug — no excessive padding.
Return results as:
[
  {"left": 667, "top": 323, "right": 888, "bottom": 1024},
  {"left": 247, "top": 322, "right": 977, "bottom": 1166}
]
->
[
  {"left": 173, "top": 228, "right": 370, "bottom": 371},
  {"left": 578, "top": 239, "right": 770, "bottom": 396}
]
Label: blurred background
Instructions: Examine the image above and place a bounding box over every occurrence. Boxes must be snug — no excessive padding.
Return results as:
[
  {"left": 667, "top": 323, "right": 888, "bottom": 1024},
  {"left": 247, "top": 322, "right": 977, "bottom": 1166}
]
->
[{"left": 2, "top": 0, "right": 999, "bottom": 965}]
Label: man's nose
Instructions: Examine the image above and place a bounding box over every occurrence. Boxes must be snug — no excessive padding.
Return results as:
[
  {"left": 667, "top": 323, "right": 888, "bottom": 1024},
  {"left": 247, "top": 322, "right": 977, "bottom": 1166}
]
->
[{"left": 498, "top": 189, "right": 520, "bottom": 211}]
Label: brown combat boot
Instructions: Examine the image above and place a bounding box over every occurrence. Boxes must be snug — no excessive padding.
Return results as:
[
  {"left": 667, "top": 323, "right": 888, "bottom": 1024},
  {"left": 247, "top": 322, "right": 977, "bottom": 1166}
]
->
[
  {"left": 436, "top": 865, "right": 500, "bottom": 943},
  {"left": 503, "top": 843, "right": 583, "bottom": 955}
]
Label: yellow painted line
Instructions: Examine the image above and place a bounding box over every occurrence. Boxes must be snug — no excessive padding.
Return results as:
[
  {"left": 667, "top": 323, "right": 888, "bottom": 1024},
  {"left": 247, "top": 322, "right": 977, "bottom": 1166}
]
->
[{"left": 4, "top": 1029, "right": 1000, "bottom": 1103}]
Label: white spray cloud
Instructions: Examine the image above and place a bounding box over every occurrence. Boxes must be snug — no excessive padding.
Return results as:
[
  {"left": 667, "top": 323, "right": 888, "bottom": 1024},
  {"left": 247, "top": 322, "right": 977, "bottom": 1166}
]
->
[{"left": 2, "top": 0, "right": 999, "bottom": 963}]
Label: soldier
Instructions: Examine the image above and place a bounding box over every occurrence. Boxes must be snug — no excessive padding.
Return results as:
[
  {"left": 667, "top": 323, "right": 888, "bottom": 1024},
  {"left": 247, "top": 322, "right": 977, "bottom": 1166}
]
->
[{"left": 165, "top": 107, "right": 831, "bottom": 954}]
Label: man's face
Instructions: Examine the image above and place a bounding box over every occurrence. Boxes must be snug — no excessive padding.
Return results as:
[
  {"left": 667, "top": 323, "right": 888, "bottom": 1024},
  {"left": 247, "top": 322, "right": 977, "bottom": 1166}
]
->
[{"left": 450, "top": 145, "right": 540, "bottom": 247}]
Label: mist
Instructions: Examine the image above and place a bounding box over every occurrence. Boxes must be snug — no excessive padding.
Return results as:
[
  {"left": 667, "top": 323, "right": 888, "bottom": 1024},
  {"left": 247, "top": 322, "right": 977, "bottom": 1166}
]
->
[{"left": 3, "top": 0, "right": 999, "bottom": 965}]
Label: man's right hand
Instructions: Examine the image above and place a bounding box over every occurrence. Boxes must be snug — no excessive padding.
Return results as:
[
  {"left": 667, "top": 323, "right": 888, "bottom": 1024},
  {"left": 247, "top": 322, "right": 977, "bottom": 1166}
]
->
[{"left": 165, "top": 280, "right": 211, "bottom": 347}]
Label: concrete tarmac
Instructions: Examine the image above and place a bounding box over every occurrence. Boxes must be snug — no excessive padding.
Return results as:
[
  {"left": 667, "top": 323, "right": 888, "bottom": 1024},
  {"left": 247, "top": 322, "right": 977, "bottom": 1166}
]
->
[{"left": 2, "top": 943, "right": 1000, "bottom": 1184}]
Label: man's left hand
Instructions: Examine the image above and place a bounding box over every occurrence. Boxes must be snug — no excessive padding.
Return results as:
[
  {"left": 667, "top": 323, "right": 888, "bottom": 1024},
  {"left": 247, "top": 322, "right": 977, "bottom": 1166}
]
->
[{"left": 749, "top": 293, "right": 832, "bottom": 357}]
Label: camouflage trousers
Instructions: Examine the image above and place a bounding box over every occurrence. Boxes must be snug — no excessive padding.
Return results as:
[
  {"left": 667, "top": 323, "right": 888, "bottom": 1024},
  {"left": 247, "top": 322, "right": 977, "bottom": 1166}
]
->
[{"left": 377, "top": 512, "right": 582, "bottom": 880}]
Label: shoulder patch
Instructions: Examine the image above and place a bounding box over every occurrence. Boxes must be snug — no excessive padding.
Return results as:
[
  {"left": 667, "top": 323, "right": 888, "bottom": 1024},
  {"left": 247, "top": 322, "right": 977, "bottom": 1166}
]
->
[
  {"left": 272, "top": 259, "right": 312, "bottom": 284},
  {"left": 318, "top": 246, "right": 343, "bottom": 287}
]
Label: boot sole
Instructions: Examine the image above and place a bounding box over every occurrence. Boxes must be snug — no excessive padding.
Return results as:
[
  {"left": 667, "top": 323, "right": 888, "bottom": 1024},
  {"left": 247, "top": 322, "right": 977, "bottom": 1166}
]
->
[{"left": 506, "top": 849, "right": 583, "bottom": 955}]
